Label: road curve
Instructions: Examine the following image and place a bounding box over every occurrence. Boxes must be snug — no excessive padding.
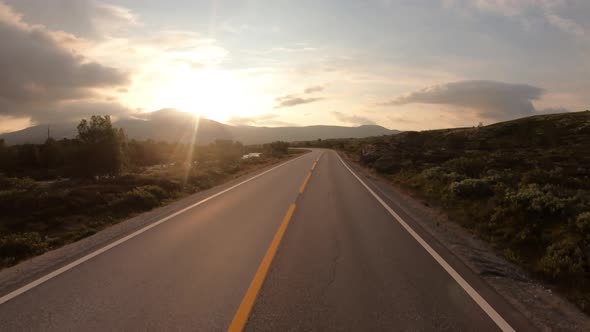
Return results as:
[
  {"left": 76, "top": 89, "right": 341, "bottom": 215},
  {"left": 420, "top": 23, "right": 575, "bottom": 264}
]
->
[{"left": 0, "top": 149, "right": 533, "bottom": 331}]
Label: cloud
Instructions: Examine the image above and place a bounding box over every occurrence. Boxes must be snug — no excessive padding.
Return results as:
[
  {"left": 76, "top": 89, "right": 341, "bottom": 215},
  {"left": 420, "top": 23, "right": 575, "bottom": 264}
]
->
[
  {"left": 445, "top": 0, "right": 560, "bottom": 17},
  {"left": 388, "top": 115, "right": 416, "bottom": 124},
  {"left": 331, "top": 112, "right": 376, "bottom": 125},
  {"left": 3, "top": 0, "right": 139, "bottom": 39},
  {"left": 273, "top": 86, "right": 326, "bottom": 108},
  {"left": 445, "top": 0, "right": 587, "bottom": 38},
  {"left": 274, "top": 95, "right": 324, "bottom": 109},
  {"left": 0, "top": 97, "right": 134, "bottom": 126},
  {"left": 304, "top": 85, "right": 324, "bottom": 94},
  {"left": 0, "top": 115, "right": 29, "bottom": 133},
  {"left": 36, "top": 100, "right": 133, "bottom": 123},
  {"left": 0, "top": 2, "right": 130, "bottom": 124},
  {"left": 227, "top": 113, "right": 294, "bottom": 126},
  {"left": 381, "top": 80, "right": 551, "bottom": 120},
  {"left": 546, "top": 13, "right": 585, "bottom": 37}
]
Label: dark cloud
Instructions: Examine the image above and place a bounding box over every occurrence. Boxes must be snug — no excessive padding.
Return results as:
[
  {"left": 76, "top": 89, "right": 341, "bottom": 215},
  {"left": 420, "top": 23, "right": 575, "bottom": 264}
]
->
[
  {"left": 3, "top": 0, "right": 138, "bottom": 39},
  {"left": 0, "top": 2, "right": 130, "bottom": 123},
  {"left": 273, "top": 85, "right": 327, "bottom": 108},
  {"left": 331, "top": 112, "right": 376, "bottom": 125},
  {"left": 274, "top": 94, "right": 323, "bottom": 109},
  {"left": 227, "top": 113, "right": 294, "bottom": 126},
  {"left": 36, "top": 101, "right": 133, "bottom": 123},
  {"left": 381, "top": 80, "right": 552, "bottom": 121},
  {"left": 0, "top": 98, "right": 133, "bottom": 124},
  {"left": 304, "top": 85, "right": 324, "bottom": 94}
]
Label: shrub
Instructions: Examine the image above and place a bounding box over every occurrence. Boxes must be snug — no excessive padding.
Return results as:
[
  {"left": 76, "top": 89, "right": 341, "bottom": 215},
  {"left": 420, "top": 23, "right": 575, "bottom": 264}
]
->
[
  {"left": 138, "top": 185, "right": 168, "bottom": 200},
  {"left": 508, "top": 184, "right": 565, "bottom": 217},
  {"left": 0, "top": 176, "right": 38, "bottom": 190},
  {"left": 443, "top": 156, "right": 486, "bottom": 177},
  {"left": 449, "top": 178, "right": 493, "bottom": 198},
  {"left": 421, "top": 167, "right": 445, "bottom": 180},
  {"left": 576, "top": 212, "right": 590, "bottom": 241},
  {"left": 539, "top": 237, "right": 585, "bottom": 279},
  {"left": 64, "top": 188, "right": 105, "bottom": 211},
  {"left": 264, "top": 141, "right": 290, "bottom": 157},
  {"left": 111, "top": 187, "right": 159, "bottom": 211},
  {"left": 0, "top": 232, "right": 48, "bottom": 265},
  {"left": 187, "top": 174, "right": 214, "bottom": 190},
  {"left": 444, "top": 172, "right": 466, "bottom": 183},
  {"left": 576, "top": 212, "right": 590, "bottom": 231}
]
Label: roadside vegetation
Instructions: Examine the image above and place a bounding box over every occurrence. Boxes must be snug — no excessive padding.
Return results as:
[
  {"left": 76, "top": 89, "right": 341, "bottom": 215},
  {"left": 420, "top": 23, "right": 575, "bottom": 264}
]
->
[
  {"left": 0, "top": 115, "right": 299, "bottom": 268},
  {"left": 297, "top": 110, "right": 590, "bottom": 314}
]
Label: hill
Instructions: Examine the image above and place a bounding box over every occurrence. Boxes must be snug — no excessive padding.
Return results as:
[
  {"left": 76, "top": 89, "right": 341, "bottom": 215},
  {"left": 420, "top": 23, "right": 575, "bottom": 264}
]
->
[
  {"left": 305, "top": 110, "right": 590, "bottom": 314},
  {"left": 0, "top": 109, "right": 398, "bottom": 145},
  {"left": 359, "top": 110, "right": 590, "bottom": 172}
]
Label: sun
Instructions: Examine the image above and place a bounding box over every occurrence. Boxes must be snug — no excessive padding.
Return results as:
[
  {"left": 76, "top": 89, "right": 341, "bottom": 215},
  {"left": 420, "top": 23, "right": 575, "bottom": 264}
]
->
[
  {"left": 122, "top": 56, "right": 267, "bottom": 124},
  {"left": 152, "top": 68, "right": 248, "bottom": 122}
]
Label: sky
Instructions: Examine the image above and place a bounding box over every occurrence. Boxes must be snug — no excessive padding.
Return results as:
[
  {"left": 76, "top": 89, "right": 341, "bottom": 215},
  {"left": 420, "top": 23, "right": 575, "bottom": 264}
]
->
[{"left": 0, "top": 0, "right": 588, "bottom": 133}]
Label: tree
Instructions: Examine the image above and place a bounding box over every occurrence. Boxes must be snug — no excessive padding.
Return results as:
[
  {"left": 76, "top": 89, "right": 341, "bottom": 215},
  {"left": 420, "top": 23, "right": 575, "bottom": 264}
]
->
[
  {"left": 264, "top": 141, "right": 289, "bottom": 157},
  {"left": 39, "top": 137, "right": 60, "bottom": 170},
  {"left": 0, "top": 138, "right": 6, "bottom": 172},
  {"left": 211, "top": 140, "right": 243, "bottom": 165},
  {"left": 76, "top": 115, "right": 125, "bottom": 176}
]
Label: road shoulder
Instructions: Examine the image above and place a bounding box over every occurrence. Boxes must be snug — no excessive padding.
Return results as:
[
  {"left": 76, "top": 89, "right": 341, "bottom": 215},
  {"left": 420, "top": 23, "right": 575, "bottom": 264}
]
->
[{"left": 338, "top": 151, "right": 590, "bottom": 331}]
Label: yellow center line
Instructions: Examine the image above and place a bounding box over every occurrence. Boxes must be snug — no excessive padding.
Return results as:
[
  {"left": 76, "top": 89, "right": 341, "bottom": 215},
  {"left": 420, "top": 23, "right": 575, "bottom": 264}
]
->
[
  {"left": 228, "top": 157, "right": 320, "bottom": 331},
  {"left": 310, "top": 161, "right": 317, "bottom": 171},
  {"left": 299, "top": 172, "right": 312, "bottom": 193},
  {"left": 227, "top": 203, "right": 297, "bottom": 332}
]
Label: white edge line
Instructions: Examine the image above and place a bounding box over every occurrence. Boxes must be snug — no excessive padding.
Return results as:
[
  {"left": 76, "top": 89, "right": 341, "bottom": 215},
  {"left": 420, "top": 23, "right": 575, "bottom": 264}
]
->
[
  {"left": 336, "top": 154, "right": 515, "bottom": 332},
  {"left": 0, "top": 152, "right": 311, "bottom": 306}
]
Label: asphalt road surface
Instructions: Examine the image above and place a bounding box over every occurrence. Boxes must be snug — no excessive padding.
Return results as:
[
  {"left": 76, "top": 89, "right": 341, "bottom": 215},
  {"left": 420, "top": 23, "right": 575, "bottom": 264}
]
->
[{"left": 0, "top": 149, "right": 533, "bottom": 331}]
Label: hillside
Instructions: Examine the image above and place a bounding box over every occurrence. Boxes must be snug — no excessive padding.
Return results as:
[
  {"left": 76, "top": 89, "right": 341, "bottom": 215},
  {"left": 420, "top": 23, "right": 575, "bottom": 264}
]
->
[
  {"left": 0, "top": 110, "right": 398, "bottom": 145},
  {"left": 306, "top": 110, "right": 590, "bottom": 314},
  {"left": 360, "top": 111, "right": 590, "bottom": 172}
]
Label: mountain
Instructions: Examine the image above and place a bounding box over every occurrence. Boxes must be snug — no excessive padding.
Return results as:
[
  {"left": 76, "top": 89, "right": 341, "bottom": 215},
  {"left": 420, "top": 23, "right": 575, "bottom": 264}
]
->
[
  {"left": 230, "top": 124, "right": 398, "bottom": 144},
  {"left": 0, "top": 109, "right": 398, "bottom": 145}
]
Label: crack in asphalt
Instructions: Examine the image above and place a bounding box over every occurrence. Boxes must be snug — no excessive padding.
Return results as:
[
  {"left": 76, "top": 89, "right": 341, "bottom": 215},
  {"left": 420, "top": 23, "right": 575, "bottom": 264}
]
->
[{"left": 320, "top": 228, "right": 341, "bottom": 301}]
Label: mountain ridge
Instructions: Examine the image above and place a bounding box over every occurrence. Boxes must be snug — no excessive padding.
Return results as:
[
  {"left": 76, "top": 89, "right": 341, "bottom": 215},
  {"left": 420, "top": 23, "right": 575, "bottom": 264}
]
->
[{"left": 0, "top": 110, "right": 399, "bottom": 145}]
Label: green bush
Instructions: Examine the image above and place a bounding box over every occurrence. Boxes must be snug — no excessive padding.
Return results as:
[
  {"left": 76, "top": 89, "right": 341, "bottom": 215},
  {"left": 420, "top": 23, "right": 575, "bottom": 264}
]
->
[
  {"left": 138, "top": 185, "right": 168, "bottom": 200},
  {"left": 443, "top": 156, "right": 486, "bottom": 177},
  {"left": 421, "top": 167, "right": 445, "bottom": 180},
  {"left": 539, "top": 237, "right": 585, "bottom": 279},
  {"left": 508, "top": 184, "right": 565, "bottom": 217},
  {"left": 264, "top": 141, "right": 289, "bottom": 157},
  {"left": 576, "top": 212, "right": 590, "bottom": 241},
  {"left": 0, "top": 232, "right": 48, "bottom": 264},
  {"left": 449, "top": 178, "right": 493, "bottom": 198},
  {"left": 64, "top": 188, "right": 105, "bottom": 211},
  {"left": 576, "top": 212, "right": 590, "bottom": 231},
  {"left": 111, "top": 187, "right": 160, "bottom": 211},
  {"left": 0, "top": 176, "right": 38, "bottom": 190}
]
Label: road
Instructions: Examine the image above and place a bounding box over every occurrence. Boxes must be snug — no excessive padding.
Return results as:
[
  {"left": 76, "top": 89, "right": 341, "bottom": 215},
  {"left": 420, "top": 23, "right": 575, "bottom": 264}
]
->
[{"left": 0, "top": 149, "right": 532, "bottom": 331}]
